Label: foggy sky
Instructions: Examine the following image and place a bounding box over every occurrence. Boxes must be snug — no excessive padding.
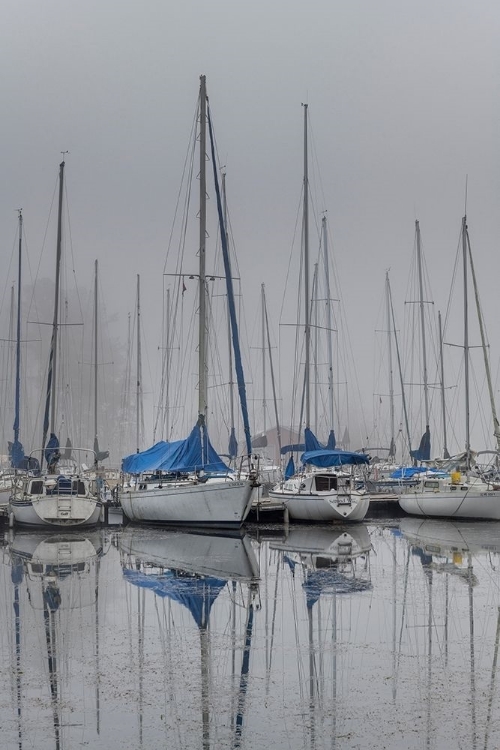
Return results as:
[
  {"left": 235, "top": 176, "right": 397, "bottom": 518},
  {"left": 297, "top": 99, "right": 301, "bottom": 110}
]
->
[{"left": 1, "top": 0, "right": 499, "bottom": 460}]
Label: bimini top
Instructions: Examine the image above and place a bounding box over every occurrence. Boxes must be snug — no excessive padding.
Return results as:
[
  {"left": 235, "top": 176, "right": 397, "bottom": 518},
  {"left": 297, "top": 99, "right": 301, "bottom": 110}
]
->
[
  {"left": 122, "top": 423, "right": 229, "bottom": 475},
  {"left": 301, "top": 448, "right": 370, "bottom": 469}
]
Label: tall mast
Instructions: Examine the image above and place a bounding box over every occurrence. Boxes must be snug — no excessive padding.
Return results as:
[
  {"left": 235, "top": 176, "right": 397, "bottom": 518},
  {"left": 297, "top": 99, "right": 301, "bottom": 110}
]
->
[
  {"left": 438, "top": 311, "right": 449, "bottom": 459},
  {"left": 136, "top": 274, "right": 141, "bottom": 453},
  {"left": 13, "top": 210, "right": 22, "bottom": 446},
  {"left": 322, "top": 216, "right": 335, "bottom": 434},
  {"left": 94, "top": 259, "right": 98, "bottom": 458},
  {"left": 303, "top": 103, "right": 310, "bottom": 429},
  {"left": 165, "top": 287, "right": 171, "bottom": 440},
  {"left": 119, "top": 311, "right": 132, "bottom": 458},
  {"left": 4, "top": 286, "right": 14, "bottom": 451},
  {"left": 41, "top": 160, "right": 65, "bottom": 462},
  {"left": 385, "top": 270, "right": 395, "bottom": 457},
  {"left": 261, "top": 283, "right": 266, "bottom": 434},
  {"left": 462, "top": 216, "right": 470, "bottom": 467},
  {"left": 50, "top": 159, "right": 65, "bottom": 434},
  {"left": 416, "top": 220, "right": 430, "bottom": 429},
  {"left": 263, "top": 284, "right": 282, "bottom": 458},
  {"left": 198, "top": 74, "right": 208, "bottom": 429},
  {"left": 312, "top": 263, "right": 319, "bottom": 433}
]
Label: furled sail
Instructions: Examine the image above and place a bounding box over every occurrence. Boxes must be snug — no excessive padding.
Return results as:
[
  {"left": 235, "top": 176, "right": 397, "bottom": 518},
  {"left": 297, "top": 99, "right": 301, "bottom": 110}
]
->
[
  {"left": 410, "top": 425, "right": 431, "bottom": 462},
  {"left": 45, "top": 433, "right": 60, "bottom": 470}
]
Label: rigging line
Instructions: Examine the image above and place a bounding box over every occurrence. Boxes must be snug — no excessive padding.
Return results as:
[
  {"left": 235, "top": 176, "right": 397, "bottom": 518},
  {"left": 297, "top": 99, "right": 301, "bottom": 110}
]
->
[
  {"left": 307, "top": 115, "right": 330, "bottom": 240},
  {"left": 97, "top": 278, "right": 114, "bottom": 445},
  {"left": 24, "top": 169, "right": 59, "bottom": 339},
  {"left": 443, "top": 223, "right": 465, "bottom": 333},
  {"left": 63, "top": 175, "right": 85, "bottom": 326},
  {"left": 174, "top": 293, "right": 197, "bottom": 437},
  {"left": 163, "top": 99, "right": 199, "bottom": 274},
  {"left": 322, "top": 217, "right": 368, "bottom": 439},
  {"left": 279, "top": 186, "right": 305, "bottom": 324}
]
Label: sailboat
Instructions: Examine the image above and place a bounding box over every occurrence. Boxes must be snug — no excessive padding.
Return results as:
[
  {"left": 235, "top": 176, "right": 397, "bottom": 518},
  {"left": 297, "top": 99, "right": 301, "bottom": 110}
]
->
[
  {"left": 9, "top": 160, "right": 103, "bottom": 527},
  {"left": 268, "top": 104, "right": 370, "bottom": 522},
  {"left": 399, "top": 216, "right": 500, "bottom": 519},
  {"left": 120, "top": 76, "right": 255, "bottom": 528}
]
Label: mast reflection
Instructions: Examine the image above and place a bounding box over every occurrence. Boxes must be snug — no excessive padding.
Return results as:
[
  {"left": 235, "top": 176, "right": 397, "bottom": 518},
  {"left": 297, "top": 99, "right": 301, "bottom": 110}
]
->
[{"left": 119, "top": 527, "right": 260, "bottom": 750}]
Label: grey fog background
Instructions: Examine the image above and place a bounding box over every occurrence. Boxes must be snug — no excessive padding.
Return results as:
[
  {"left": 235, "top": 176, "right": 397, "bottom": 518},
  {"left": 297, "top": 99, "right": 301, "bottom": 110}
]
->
[{"left": 1, "top": 0, "right": 499, "bottom": 463}]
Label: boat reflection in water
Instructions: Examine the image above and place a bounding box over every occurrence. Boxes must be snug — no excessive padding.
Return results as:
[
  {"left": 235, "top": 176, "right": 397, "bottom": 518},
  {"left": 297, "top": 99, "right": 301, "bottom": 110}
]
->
[
  {"left": 271, "top": 524, "right": 372, "bottom": 569},
  {"left": 398, "top": 518, "right": 500, "bottom": 749},
  {"left": 2, "top": 529, "right": 106, "bottom": 750},
  {"left": 119, "top": 527, "right": 260, "bottom": 749},
  {"left": 268, "top": 525, "right": 372, "bottom": 747}
]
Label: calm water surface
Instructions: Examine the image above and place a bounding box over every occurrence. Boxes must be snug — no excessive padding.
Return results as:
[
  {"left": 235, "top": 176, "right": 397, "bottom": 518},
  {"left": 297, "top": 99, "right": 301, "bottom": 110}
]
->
[{"left": 1, "top": 518, "right": 500, "bottom": 749}]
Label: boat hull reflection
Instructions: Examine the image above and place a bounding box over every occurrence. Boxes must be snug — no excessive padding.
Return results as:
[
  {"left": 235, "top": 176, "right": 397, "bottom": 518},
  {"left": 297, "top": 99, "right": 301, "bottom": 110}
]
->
[
  {"left": 120, "top": 526, "right": 259, "bottom": 580},
  {"left": 271, "top": 523, "right": 372, "bottom": 566},
  {"left": 399, "top": 517, "right": 500, "bottom": 555}
]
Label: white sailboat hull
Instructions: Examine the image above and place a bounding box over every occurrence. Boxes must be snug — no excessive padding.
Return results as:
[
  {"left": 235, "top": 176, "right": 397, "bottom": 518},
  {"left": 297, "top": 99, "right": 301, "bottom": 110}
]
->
[
  {"left": 120, "top": 479, "right": 254, "bottom": 528},
  {"left": 399, "top": 489, "right": 500, "bottom": 520},
  {"left": 268, "top": 488, "right": 370, "bottom": 522},
  {"left": 10, "top": 495, "right": 102, "bottom": 527}
]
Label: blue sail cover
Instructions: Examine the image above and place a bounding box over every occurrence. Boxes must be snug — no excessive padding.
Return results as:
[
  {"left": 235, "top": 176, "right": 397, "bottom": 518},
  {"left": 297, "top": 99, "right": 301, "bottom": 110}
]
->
[
  {"left": 326, "top": 430, "right": 336, "bottom": 450},
  {"left": 122, "top": 441, "right": 170, "bottom": 474},
  {"left": 9, "top": 441, "right": 40, "bottom": 472},
  {"left": 304, "top": 427, "right": 322, "bottom": 452},
  {"left": 122, "top": 424, "right": 229, "bottom": 475},
  {"left": 9, "top": 439, "right": 25, "bottom": 469},
  {"left": 390, "top": 466, "right": 427, "bottom": 479},
  {"left": 123, "top": 568, "right": 226, "bottom": 628},
  {"left": 228, "top": 428, "right": 238, "bottom": 460},
  {"left": 284, "top": 456, "right": 295, "bottom": 479},
  {"left": 301, "top": 448, "right": 370, "bottom": 468},
  {"left": 410, "top": 426, "right": 431, "bottom": 462},
  {"left": 45, "top": 433, "right": 60, "bottom": 467},
  {"left": 282, "top": 428, "right": 334, "bottom": 455},
  {"left": 390, "top": 466, "right": 447, "bottom": 480}
]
